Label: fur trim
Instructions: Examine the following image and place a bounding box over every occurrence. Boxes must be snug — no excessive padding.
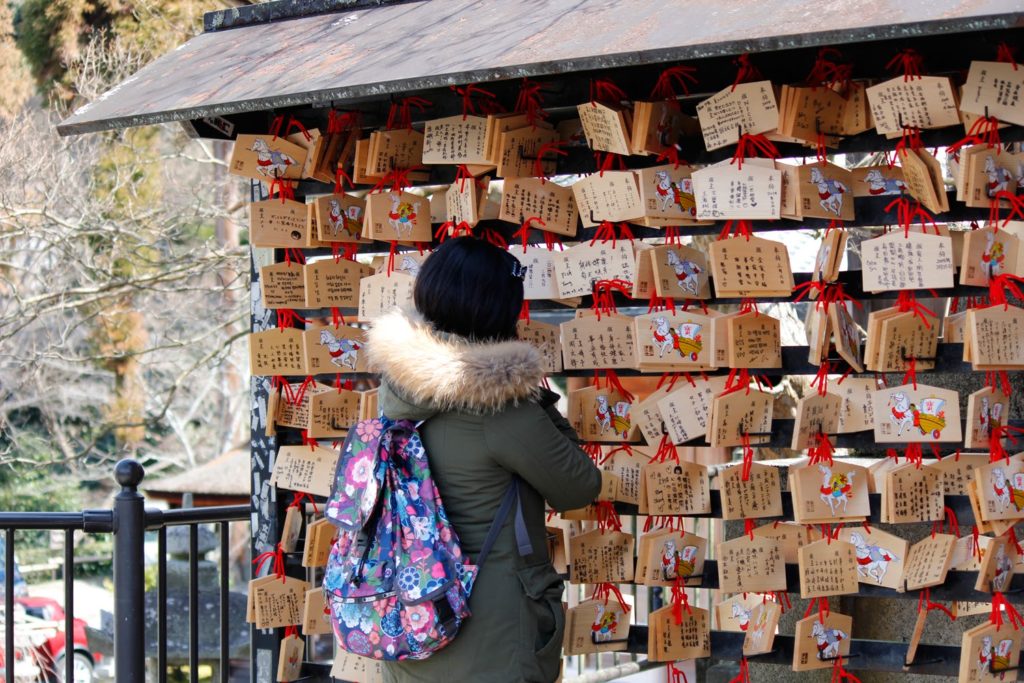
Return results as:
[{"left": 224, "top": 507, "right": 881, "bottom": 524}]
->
[{"left": 366, "top": 308, "right": 543, "bottom": 415}]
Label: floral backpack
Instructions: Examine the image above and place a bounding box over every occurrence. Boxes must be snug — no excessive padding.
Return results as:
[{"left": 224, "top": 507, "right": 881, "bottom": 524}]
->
[{"left": 323, "top": 416, "right": 531, "bottom": 661}]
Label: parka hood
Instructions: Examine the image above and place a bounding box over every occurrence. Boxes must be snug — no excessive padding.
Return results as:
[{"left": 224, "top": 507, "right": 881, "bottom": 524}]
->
[{"left": 366, "top": 307, "right": 544, "bottom": 417}]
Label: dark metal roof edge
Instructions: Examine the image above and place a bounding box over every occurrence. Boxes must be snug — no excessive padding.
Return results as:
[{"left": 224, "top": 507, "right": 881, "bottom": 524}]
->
[
  {"left": 58, "top": 11, "right": 1024, "bottom": 137},
  {"left": 203, "top": 0, "right": 422, "bottom": 32}
]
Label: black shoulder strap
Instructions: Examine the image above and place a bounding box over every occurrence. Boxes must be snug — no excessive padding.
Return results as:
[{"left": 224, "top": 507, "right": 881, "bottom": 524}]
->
[{"left": 475, "top": 477, "right": 533, "bottom": 568}]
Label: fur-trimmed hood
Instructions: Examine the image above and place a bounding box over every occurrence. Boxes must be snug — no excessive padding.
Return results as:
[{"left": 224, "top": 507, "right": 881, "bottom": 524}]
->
[{"left": 366, "top": 308, "right": 543, "bottom": 416}]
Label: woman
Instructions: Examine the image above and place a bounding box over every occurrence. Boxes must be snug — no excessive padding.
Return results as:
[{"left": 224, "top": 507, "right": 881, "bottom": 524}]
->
[{"left": 366, "top": 237, "right": 602, "bottom": 683}]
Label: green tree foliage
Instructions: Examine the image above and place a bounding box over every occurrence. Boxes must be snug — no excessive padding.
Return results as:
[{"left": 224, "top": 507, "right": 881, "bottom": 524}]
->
[
  {"left": 14, "top": 0, "right": 217, "bottom": 99},
  {"left": 0, "top": 1, "right": 32, "bottom": 119}
]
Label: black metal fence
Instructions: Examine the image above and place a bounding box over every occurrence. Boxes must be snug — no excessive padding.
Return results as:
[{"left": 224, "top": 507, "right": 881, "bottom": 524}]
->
[{"left": 0, "top": 459, "right": 249, "bottom": 683}]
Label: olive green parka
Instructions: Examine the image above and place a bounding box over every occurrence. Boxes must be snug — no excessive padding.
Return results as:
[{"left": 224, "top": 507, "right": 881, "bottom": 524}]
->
[{"left": 365, "top": 308, "right": 602, "bottom": 683}]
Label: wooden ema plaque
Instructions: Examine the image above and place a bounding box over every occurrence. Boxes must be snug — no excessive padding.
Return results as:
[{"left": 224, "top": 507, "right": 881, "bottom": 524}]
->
[
  {"left": 552, "top": 241, "right": 636, "bottom": 298},
  {"left": 865, "top": 75, "right": 960, "bottom": 135},
  {"left": 861, "top": 231, "right": 955, "bottom": 292},
  {"left": 871, "top": 383, "right": 962, "bottom": 443},
  {"left": 301, "top": 588, "right": 332, "bottom": 636},
  {"left": 975, "top": 535, "right": 1016, "bottom": 594},
  {"left": 791, "top": 460, "right": 870, "bottom": 524},
  {"left": 330, "top": 651, "right": 383, "bottom": 683},
  {"left": 882, "top": 462, "right": 944, "bottom": 524},
  {"left": 753, "top": 521, "right": 819, "bottom": 564},
  {"left": 567, "top": 529, "right": 634, "bottom": 584},
  {"left": 797, "top": 162, "right": 855, "bottom": 221},
  {"left": 966, "top": 305, "right": 1024, "bottom": 369},
  {"left": 716, "top": 594, "right": 762, "bottom": 633},
  {"left": 966, "top": 388, "right": 1011, "bottom": 449},
  {"left": 252, "top": 576, "right": 311, "bottom": 629},
  {"left": 792, "top": 612, "right": 853, "bottom": 672},
  {"left": 572, "top": 171, "right": 642, "bottom": 226},
  {"left": 633, "top": 388, "right": 672, "bottom": 445},
  {"left": 564, "top": 599, "right": 630, "bottom": 655},
  {"left": 708, "top": 386, "right": 772, "bottom": 448},
  {"left": 962, "top": 61, "right": 1024, "bottom": 127},
  {"left": 603, "top": 445, "right": 647, "bottom": 506},
  {"left": 303, "top": 324, "right": 367, "bottom": 374},
  {"left": 230, "top": 134, "right": 307, "bottom": 181},
  {"left": 650, "top": 244, "right": 711, "bottom": 300},
  {"left": 307, "top": 389, "right": 367, "bottom": 439},
  {"left": 636, "top": 530, "right": 707, "bottom": 586},
  {"left": 961, "top": 226, "right": 1020, "bottom": 287},
  {"left": 797, "top": 539, "right": 860, "bottom": 598},
  {"left": 696, "top": 81, "right": 779, "bottom": 151},
  {"left": 304, "top": 258, "right": 374, "bottom": 309},
  {"left": 964, "top": 148, "right": 1024, "bottom": 210},
  {"left": 496, "top": 125, "right": 559, "bottom": 178},
  {"left": 837, "top": 377, "right": 881, "bottom": 434},
  {"left": 576, "top": 102, "right": 632, "bottom": 156},
  {"left": 657, "top": 375, "right": 728, "bottom": 445},
  {"left": 560, "top": 313, "right": 636, "bottom": 370},
  {"left": 726, "top": 312, "right": 782, "bottom": 369},
  {"left": 694, "top": 161, "right": 782, "bottom": 221},
  {"left": 260, "top": 262, "right": 306, "bottom": 310},
  {"left": 850, "top": 165, "right": 906, "bottom": 197},
  {"left": 926, "top": 452, "right": 988, "bottom": 496},
  {"left": 647, "top": 605, "right": 711, "bottom": 662},
  {"left": 302, "top": 517, "right": 334, "bottom": 567},
  {"left": 830, "top": 301, "right": 864, "bottom": 373},
  {"left": 903, "top": 533, "right": 956, "bottom": 590},
  {"left": 518, "top": 247, "right": 561, "bottom": 301},
  {"left": 517, "top": 319, "right": 562, "bottom": 373},
  {"left": 250, "top": 198, "right": 308, "bottom": 248},
  {"left": 498, "top": 177, "right": 579, "bottom": 237},
  {"left": 359, "top": 190, "right": 428, "bottom": 243},
  {"left": 716, "top": 535, "right": 786, "bottom": 593},
  {"left": 865, "top": 307, "right": 939, "bottom": 373},
  {"left": 790, "top": 392, "right": 842, "bottom": 450},
  {"left": 569, "top": 385, "right": 637, "bottom": 443},
  {"left": 709, "top": 235, "right": 794, "bottom": 297},
  {"left": 635, "top": 165, "right": 703, "bottom": 226},
  {"left": 250, "top": 329, "right": 305, "bottom": 376},
  {"left": 976, "top": 453, "right": 1024, "bottom": 523},
  {"left": 631, "top": 101, "right": 696, "bottom": 157},
  {"left": 719, "top": 462, "right": 783, "bottom": 520},
  {"left": 634, "top": 312, "right": 715, "bottom": 370},
  {"left": 274, "top": 381, "right": 330, "bottom": 430},
  {"left": 357, "top": 271, "right": 415, "bottom": 321},
  {"left": 270, "top": 445, "right": 339, "bottom": 498},
  {"left": 313, "top": 193, "right": 367, "bottom": 243},
  {"left": 421, "top": 115, "right": 489, "bottom": 165},
  {"left": 642, "top": 461, "right": 711, "bottom": 516},
  {"left": 959, "top": 621, "right": 1023, "bottom": 683},
  {"left": 742, "top": 601, "right": 782, "bottom": 657},
  {"left": 837, "top": 525, "right": 908, "bottom": 590}
]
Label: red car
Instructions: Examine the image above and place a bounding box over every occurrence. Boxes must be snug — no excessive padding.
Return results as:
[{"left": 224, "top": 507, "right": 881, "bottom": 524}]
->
[{"left": 3, "top": 597, "right": 99, "bottom": 682}]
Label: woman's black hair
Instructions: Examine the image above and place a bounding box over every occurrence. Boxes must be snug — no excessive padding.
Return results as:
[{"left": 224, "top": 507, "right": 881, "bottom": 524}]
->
[{"left": 414, "top": 237, "right": 525, "bottom": 342}]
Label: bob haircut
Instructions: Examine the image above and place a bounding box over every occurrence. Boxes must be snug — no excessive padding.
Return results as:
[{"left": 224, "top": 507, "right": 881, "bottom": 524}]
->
[{"left": 414, "top": 237, "right": 525, "bottom": 342}]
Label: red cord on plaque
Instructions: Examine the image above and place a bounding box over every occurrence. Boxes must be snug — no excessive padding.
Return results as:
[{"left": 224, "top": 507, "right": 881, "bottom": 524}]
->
[
  {"left": 991, "top": 591, "right": 1023, "bottom": 631},
  {"left": 511, "top": 215, "right": 546, "bottom": 253},
  {"left": 651, "top": 64, "right": 698, "bottom": 106},
  {"left": 930, "top": 506, "right": 959, "bottom": 540},
  {"left": 385, "top": 96, "right": 432, "bottom": 131},
  {"left": 668, "top": 661, "right": 690, "bottom": 683},
  {"left": 591, "top": 278, "right": 633, "bottom": 320},
  {"left": 514, "top": 78, "right": 548, "bottom": 128},
  {"left": 595, "top": 500, "right": 622, "bottom": 535},
  {"left": 731, "top": 53, "right": 763, "bottom": 91},
  {"left": 885, "top": 48, "right": 924, "bottom": 81},
  {"left": 252, "top": 543, "right": 286, "bottom": 582},
  {"left": 450, "top": 83, "right": 503, "bottom": 119}
]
